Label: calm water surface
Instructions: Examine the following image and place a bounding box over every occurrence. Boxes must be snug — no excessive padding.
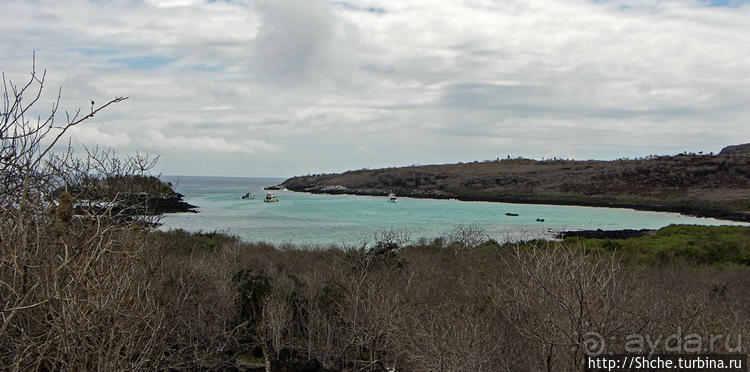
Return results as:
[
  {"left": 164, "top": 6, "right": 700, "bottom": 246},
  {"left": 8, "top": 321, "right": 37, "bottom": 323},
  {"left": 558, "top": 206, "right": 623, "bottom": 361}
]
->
[{"left": 159, "top": 175, "right": 747, "bottom": 246}]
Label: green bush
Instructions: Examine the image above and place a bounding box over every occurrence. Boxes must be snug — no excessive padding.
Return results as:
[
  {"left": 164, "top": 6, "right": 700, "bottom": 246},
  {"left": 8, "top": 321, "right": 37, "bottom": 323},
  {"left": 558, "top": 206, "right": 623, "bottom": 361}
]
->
[{"left": 565, "top": 225, "right": 750, "bottom": 265}]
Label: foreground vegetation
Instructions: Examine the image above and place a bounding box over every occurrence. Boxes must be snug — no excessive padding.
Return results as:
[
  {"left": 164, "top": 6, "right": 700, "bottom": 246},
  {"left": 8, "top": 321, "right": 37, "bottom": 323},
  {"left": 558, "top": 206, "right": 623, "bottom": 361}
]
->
[{"left": 5, "top": 220, "right": 750, "bottom": 370}]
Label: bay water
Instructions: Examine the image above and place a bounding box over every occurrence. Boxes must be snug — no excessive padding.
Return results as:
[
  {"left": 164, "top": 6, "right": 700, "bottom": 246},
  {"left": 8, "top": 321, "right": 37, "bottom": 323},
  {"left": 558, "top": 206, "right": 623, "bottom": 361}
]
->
[{"left": 159, "top": 175, "right": 747, "bottom": 246}]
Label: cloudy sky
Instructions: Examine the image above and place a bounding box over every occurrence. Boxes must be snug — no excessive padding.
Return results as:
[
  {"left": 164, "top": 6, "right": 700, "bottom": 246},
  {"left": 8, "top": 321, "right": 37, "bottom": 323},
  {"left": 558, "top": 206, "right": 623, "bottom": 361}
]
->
[{"left": 3, "top": 0, "right": 750, "bottom": 177}]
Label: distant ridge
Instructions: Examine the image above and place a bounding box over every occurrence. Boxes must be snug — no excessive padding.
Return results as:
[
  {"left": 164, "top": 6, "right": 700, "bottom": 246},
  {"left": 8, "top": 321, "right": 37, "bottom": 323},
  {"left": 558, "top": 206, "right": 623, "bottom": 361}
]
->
[
  {"left": 282, "top": 150, "right": 750, "bottom": 222},
  {"left": 719, "top": 143, "right": 750, "bottom": 156}
]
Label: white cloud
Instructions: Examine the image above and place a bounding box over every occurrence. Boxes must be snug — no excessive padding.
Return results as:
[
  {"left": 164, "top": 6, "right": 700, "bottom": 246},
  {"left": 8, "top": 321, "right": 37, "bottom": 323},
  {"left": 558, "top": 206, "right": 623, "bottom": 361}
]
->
[
  {"left": 2, "top": 0, "right": 750, "bottom": 176},
  {"left": 142, "top": 130, "right": 280, "bottom": 154},
  {"left": 145, "top": 0, "right": 206, "bottom": 8},
  {"left": 69, "top": 126, "right": 135, "bottom": 149}
]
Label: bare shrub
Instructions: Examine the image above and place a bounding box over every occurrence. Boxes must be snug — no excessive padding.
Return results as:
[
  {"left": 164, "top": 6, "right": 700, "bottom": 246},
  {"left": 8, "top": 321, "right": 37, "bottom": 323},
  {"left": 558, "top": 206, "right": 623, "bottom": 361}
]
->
[
  {"left": 498, "top": 241, "right": 627, "bottom": 371},
  {"left": 396, "top": 254, "right": 510, "bottom": 371},
  {"left": 0, "top": 58, "right": 226, "bottom": 370},
  {"left": 443, "top": 224, "right": 491, "bottom": 252}
]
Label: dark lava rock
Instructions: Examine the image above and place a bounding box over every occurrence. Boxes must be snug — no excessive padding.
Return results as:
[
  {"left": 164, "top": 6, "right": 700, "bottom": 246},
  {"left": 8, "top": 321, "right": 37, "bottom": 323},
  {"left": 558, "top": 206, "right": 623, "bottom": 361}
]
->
[
  {"left": 147, "top": 193, "right": 198, "bottom": 214},
  {"left": 556, "top": 228, "right": 653, "bottom": 239},
  {"left": 74, "top": 192, "right": 197, "bottom": 216}
]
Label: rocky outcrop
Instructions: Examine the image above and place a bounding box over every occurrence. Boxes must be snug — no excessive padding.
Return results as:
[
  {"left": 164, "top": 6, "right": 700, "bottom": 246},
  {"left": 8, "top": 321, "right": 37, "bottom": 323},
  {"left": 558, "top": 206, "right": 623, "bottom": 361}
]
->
[
  {"left": 117, "top": 191, "right": 197, "bottom": 214},
  {"left": 146, "top": 192, "right": 198, "bottom": 214},
  {"left": 73, "top": 192, "right": 197, "bottom": 216},
  {"left": 63, "top": 176, "right": 198, "bottom": 216}
]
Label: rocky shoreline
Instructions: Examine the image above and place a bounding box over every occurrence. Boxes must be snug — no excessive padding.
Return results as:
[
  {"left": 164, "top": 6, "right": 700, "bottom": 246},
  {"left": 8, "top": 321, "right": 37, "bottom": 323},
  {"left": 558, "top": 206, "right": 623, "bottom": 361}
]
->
[
  {"left": 555, "top": 229, "right": 653, "bottom": 240},
  {"left": 282, "top": 184, "right": 750, "bottom": 223},
  {"left": 71, "top": 192, "right": 198, "bottom": 217},
  {"left": 145, "top": 192, "right": 198, "bottom": 214}
]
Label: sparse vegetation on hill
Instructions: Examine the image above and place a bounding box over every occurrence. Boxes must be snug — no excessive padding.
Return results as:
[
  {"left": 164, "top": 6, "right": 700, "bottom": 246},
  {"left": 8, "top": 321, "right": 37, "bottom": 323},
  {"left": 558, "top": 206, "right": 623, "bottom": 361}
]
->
[
  {"left": 719, "top": 143, "right": 750, "bottom": 156},
  {"left": 282, "top": 153, "right": 750, "bottom": 221}
]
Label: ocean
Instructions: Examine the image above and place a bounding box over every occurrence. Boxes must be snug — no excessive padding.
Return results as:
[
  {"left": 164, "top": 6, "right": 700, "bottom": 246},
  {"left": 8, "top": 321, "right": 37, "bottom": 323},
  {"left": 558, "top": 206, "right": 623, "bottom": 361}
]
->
[{"left": 158, "top": 175, "right": 747, "bottom": 246}]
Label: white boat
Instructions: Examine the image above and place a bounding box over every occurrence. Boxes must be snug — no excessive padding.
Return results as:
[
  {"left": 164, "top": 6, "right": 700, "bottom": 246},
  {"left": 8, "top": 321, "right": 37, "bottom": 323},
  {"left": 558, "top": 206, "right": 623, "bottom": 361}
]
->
[
  {"left": 387, "top": 192, "right": 397, "bottom": 203},
  {"left": 241, "top": 192, "right": 255, "bottom": 200},
  {"left": 264, "top": 193, "right": 279, "bottom": 203}
]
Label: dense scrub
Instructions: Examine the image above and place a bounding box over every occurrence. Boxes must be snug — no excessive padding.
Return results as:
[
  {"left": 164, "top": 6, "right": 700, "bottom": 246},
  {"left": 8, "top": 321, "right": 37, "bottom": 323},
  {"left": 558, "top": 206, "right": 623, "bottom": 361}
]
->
[
  {"left": 103, "top": 230, "right": 750, "bottom": 370},
  {"left": 6, "top": 214, "right": 750, "bottom": 370}
]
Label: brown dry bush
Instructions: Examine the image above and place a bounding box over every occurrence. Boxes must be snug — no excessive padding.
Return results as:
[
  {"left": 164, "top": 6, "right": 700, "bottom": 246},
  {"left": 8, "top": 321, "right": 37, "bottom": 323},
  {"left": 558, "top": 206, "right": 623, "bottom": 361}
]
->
[
  {"left": 203, "top": 234, "right": 750, "bottom": 371},
  {"left": 494, "top": 241, "right": 628, "bottom": 371},
  {"left": 2, "top": 71, "right": 127, "bottom": 368},
  {"left": 0, "top": 61, "right": 233, "bottom": 370}
]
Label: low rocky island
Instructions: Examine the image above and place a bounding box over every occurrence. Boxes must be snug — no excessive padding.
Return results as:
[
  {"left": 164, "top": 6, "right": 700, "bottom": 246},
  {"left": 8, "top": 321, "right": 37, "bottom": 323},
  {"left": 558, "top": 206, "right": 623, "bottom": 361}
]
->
[
  {"left": 128, "top": 191, "right": 197, "bottom": 214},
  {"left": 282, "top": 145, "right": 750, "bottom": 222},
  {"left": 62, "top": 175, "right": 197, "bottom": 217}
]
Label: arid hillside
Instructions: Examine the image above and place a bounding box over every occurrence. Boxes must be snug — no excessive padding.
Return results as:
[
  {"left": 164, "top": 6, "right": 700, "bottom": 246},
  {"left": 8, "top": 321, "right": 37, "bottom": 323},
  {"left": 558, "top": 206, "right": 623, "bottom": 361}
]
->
[{"left": 282, "top": 152, "right": 750, "bottom": 221}]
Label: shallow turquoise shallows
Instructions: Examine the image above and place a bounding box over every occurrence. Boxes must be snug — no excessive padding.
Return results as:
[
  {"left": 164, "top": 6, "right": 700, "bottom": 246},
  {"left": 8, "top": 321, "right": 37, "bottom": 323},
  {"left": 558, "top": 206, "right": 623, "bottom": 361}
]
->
[{"left": 158, "top": 176, "right": 747, "bottom": 246}]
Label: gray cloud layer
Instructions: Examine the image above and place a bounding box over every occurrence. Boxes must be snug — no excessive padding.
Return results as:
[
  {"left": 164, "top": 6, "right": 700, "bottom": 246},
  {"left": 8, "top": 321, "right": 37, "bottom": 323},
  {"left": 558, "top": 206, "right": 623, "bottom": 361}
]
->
[{"left": 2, "top": 0, "right": 749, "bottom": 176}]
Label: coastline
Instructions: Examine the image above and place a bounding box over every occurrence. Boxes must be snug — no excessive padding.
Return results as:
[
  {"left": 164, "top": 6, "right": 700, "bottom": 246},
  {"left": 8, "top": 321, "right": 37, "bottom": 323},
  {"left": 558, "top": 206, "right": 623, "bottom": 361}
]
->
[{"left": 282, "top": 185, "right": 750, "bottom": 223}]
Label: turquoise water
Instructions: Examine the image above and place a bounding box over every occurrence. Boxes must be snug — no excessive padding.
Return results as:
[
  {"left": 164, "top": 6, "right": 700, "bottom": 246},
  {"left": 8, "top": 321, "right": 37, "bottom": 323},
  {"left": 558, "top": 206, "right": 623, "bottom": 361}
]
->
[{"left": 159, "top": 176, "right": 747, "bottom": 246}]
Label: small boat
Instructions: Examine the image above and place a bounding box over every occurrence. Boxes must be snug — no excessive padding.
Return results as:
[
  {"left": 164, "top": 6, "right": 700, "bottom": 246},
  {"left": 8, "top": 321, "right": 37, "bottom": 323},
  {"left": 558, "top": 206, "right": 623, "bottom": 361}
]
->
[
  {"left": 536, "top": 218, "right": 545, "bottom": 222},
  {"left": 387, "top": 192, "right": 397, "bottom": 203},
  {"left": 264, "top": 193, "right": 279, "bottom": 203},
  {"left": 505, "top": 212, "right": 519, "bottom": 216},
  {"left": 241, "top": 192, "right": 255, "bottom": 200},
  {"left": 264, "top": 185, "right": 281, "bottom": 190}
]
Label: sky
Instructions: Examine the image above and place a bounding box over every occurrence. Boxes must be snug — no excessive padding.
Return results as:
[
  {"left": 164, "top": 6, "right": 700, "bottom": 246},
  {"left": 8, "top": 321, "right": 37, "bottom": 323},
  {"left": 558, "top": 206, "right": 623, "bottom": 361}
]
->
[{"left": 2, "top": 0, "right": 750, "bottom": 177}]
